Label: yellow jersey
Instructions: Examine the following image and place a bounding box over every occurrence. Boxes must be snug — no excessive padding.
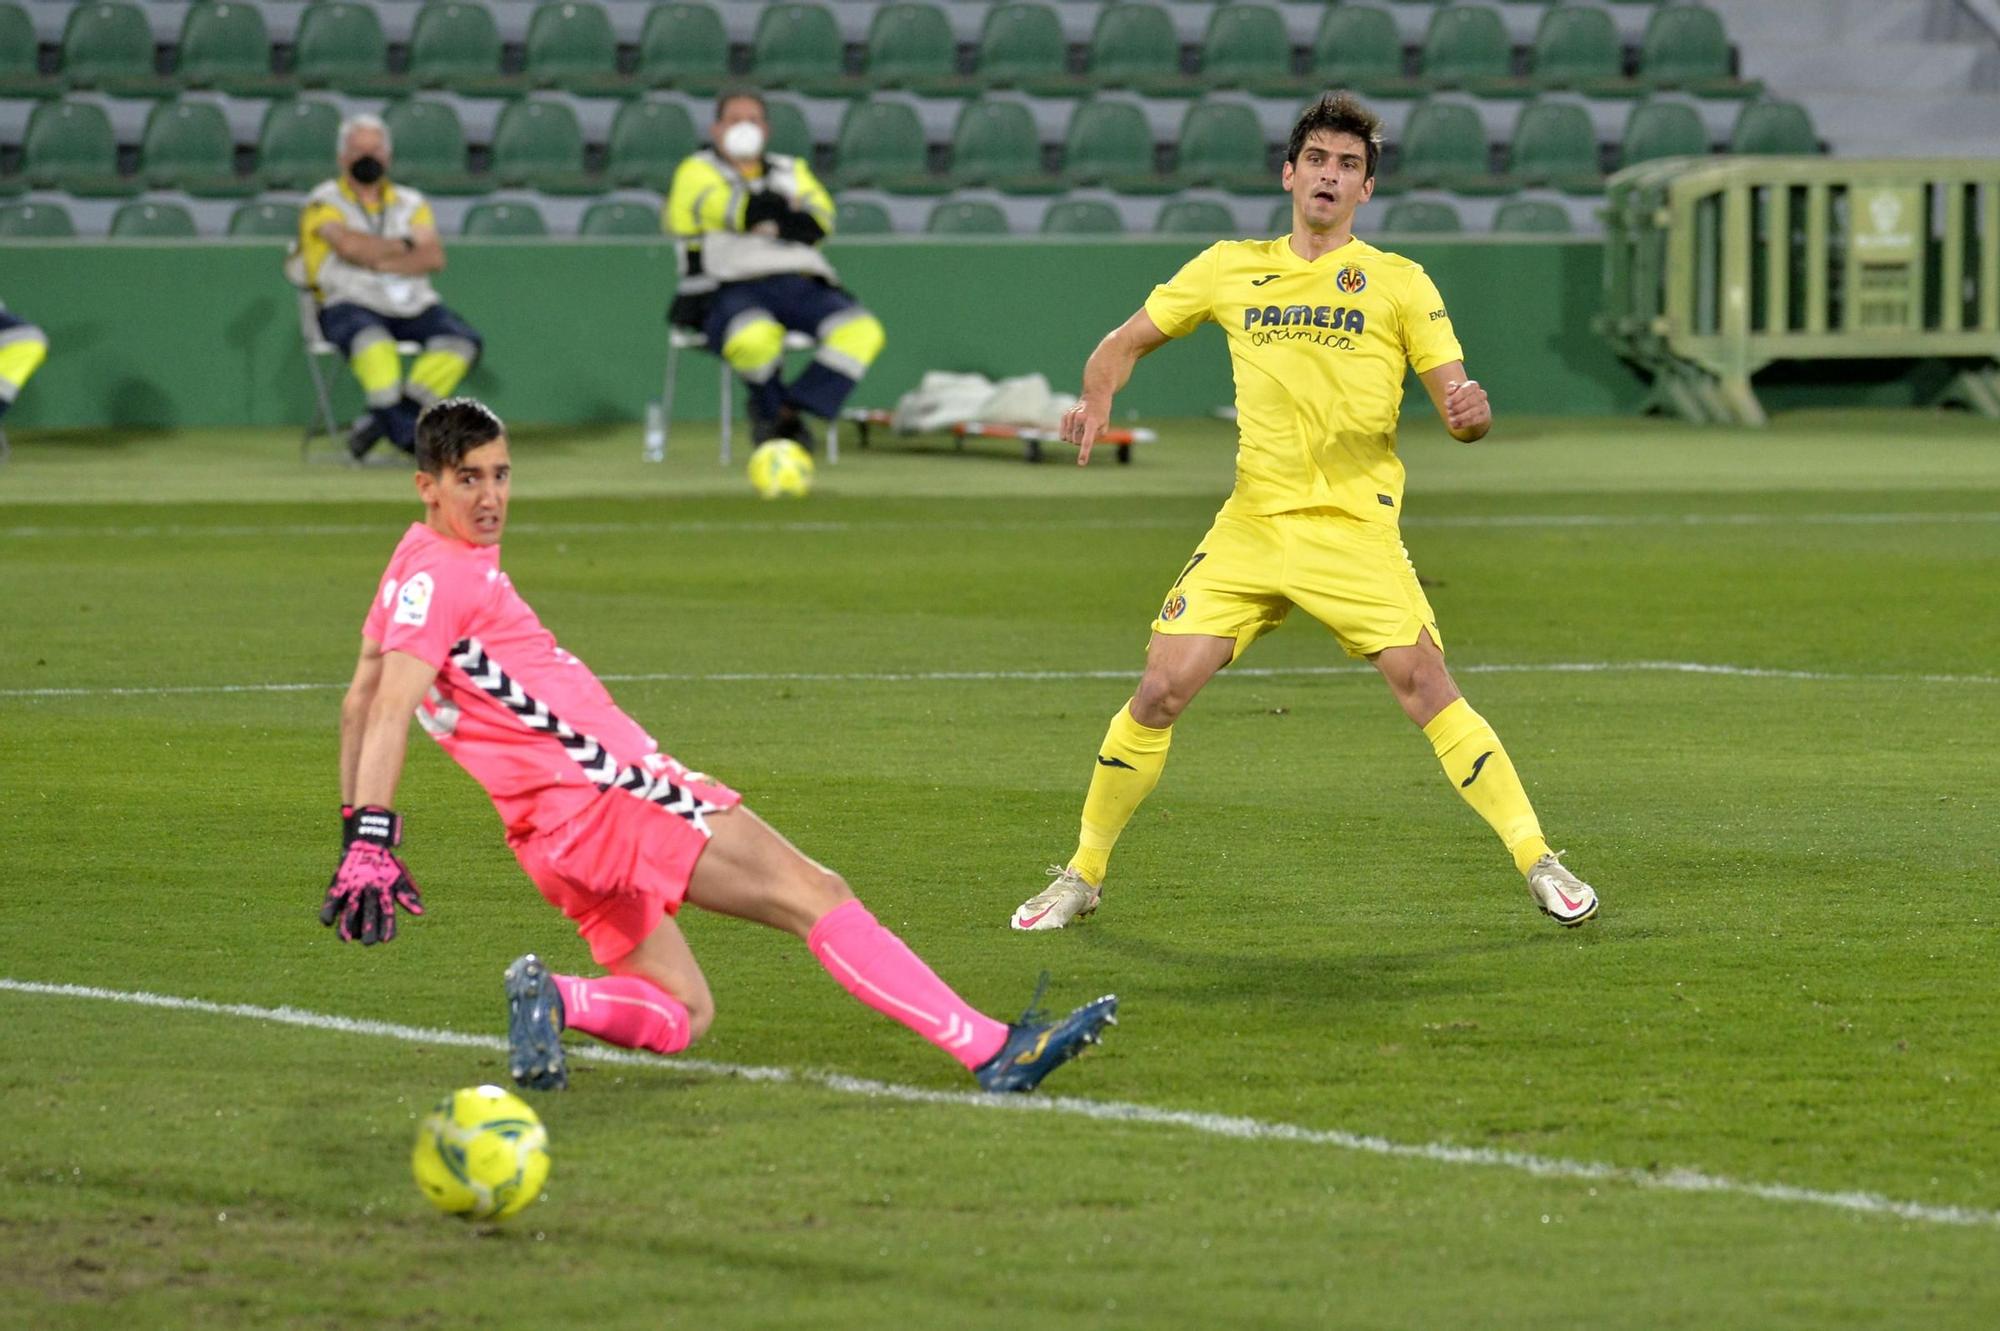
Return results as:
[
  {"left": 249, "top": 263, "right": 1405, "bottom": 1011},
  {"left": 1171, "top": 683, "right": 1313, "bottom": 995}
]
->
[
  {"left": 1144, "top": 234, "right": 1463, "bottom": 524},
  {"left": 663, "top": 148, "right": 838, "bottom": 291}
]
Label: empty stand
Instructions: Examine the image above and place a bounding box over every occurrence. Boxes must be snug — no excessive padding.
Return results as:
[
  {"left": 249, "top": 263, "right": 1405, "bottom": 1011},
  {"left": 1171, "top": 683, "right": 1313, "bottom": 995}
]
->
[
  {"left": 110, "top": 198, "right": 197, "bottom": 237},
  {"left": 606, "top": 100, "right": 698, "bottom": 190},
  {"left": 578, "top": 199, "right": 658, "bottom": 237},
  {"left": 462, "top": 200, "right": 549, "bottom": 237},
  {"left": 927, "top": 198, "right": 1010, "bottom": 234}
]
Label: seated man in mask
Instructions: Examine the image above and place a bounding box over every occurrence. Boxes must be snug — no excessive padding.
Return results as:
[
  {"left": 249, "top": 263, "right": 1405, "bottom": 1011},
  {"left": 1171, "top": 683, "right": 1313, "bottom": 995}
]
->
[
  {"left": 664, "top": 91, "right": 885, "bottom": 449},
  {"left": 297, "top": 113, "right": 483, "bottom": 460}
]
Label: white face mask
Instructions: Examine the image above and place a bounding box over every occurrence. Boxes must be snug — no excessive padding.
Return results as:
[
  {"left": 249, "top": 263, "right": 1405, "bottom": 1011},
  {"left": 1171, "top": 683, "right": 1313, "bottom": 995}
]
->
[{"left": 721, "top": 121, "right": 766, "bottom": 161}]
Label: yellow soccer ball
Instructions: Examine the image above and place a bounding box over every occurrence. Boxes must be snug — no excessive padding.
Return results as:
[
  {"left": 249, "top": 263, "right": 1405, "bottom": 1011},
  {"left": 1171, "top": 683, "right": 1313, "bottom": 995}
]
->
[
  {"left": 411, "top": 1084, "right": 551, "bottom": 1222},
  {"left": 746, "top": 439, "right": 815, "bottom": 499}
]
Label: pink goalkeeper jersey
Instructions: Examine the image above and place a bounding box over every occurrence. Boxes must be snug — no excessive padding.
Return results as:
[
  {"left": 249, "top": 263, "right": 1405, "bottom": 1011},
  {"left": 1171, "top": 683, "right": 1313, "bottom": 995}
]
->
[{"left": 363, "top": 522, "right": 699, "bottom": 839}]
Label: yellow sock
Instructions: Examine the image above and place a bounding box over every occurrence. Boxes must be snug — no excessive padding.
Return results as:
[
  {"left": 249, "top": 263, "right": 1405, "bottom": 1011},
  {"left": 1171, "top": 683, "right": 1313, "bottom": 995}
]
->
[
  {"left": 1069, "top": 704, "right": 1173, "bottom": 886},
  {"left": 348, "top": 337, "right": 404, "bottom": 405},
  {"left": 407, "top": 347, "right": 472, "bottom": 402},
  {"left": 0, "top": 336, "right": 49, "bottom": 399},
  {"left": 1422, "top": 698, "right": 1551, "bottom": 875}
]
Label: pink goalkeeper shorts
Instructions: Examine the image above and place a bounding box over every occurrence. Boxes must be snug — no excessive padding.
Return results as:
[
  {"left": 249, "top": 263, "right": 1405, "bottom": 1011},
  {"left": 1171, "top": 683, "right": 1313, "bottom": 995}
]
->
[{"left": 510, "top": 766, "right": 741, "bottom": 967}]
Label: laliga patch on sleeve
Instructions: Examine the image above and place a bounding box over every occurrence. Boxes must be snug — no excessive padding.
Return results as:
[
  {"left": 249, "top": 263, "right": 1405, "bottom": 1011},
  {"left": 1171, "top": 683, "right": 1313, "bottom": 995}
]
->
[{"left": 394, "top": 571, "right": 435, "bottom": 627}]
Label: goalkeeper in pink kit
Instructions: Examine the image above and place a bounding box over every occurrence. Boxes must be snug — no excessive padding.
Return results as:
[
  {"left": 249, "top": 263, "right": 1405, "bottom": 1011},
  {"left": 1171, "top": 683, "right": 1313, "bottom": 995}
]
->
[{"left": 323, "top": 397, "right": 1115, "bottom": 1093}]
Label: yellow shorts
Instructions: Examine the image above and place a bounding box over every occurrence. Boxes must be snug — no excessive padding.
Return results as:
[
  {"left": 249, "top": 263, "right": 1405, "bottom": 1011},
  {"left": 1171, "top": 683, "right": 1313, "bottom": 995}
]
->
[{"left": 1150, "top": 508, "right": 1441, "bottom": 661}]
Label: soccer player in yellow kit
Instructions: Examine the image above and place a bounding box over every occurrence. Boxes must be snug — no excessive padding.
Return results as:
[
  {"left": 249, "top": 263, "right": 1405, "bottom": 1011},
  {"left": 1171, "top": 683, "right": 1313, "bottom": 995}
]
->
[{"left": 1012, "top": 93, "right": 1601, "bottom": 933}]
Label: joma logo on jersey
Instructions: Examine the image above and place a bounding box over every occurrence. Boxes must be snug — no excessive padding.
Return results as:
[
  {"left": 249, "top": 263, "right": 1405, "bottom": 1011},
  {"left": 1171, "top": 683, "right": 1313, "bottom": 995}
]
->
[{"left": 1242, "top": 305, "right": 1367, "bottom": 334}]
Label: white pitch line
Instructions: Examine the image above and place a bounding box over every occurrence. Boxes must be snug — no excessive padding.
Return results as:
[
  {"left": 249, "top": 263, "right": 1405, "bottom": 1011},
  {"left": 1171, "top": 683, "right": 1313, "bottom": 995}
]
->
[
  {"left": 2, "top": 511, "right": 1996, "bottom": 541},
  {"left": 4, "top": 658, "right": 1996, "bottom": 702},
  {"left": 3, "top": 977, "right": 1993, "bottom": 1231}
]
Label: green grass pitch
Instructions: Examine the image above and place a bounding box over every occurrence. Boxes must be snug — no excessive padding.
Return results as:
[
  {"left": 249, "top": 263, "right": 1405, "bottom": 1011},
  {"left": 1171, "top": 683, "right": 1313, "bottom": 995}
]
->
[{"left": 2, "top": 411, "right": 1997, "bottom": 1328}]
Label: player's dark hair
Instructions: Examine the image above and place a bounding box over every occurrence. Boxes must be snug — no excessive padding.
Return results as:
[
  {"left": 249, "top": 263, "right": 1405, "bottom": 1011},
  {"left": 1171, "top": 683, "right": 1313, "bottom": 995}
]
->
[
  {"left": 415, "top": 397, "right": 506, "bottom": 474},
  {"left": 714, "top": 88, "right": 767, "bottom": 123},
  {"left": 1286, "top": 92, "right": 1381, "bottom": 180}
]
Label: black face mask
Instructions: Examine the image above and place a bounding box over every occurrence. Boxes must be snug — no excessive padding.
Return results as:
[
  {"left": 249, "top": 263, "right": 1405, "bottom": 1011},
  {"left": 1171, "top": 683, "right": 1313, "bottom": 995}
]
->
[{"left": 348, "top": 155, "right": 386, "bottom": 185}]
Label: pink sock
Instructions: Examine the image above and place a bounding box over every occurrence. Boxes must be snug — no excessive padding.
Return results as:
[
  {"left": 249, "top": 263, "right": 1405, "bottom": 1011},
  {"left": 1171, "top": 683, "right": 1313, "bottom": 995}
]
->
[
  {"left": 807, "top": 899, "right": 1009, "bottom": 1069},
  {"left": 551, "top": 973, "right": 691, "bottom": 1055}
]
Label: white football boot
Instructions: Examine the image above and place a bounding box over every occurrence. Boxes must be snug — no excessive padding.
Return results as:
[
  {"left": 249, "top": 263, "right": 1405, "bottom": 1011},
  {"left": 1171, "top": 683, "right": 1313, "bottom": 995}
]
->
[
  {"left": 1011, "top": 865, "right": 1102, "bottom": 931},
  {"left": 1526, "top": 852, "right": 1599, "bottom": 927}
]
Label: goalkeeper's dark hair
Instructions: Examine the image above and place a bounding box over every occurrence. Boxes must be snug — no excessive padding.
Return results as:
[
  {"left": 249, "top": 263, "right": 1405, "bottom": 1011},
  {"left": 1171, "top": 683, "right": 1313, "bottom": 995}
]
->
[
  {"left": 416, "top": 397, "right": 506, "bottom": 474},
  {"left": 713, "top": 88, "right": 767, "bottom": 123},
  {"left": 1286, "top": 92, "right": 1382, "bottom": 180}
]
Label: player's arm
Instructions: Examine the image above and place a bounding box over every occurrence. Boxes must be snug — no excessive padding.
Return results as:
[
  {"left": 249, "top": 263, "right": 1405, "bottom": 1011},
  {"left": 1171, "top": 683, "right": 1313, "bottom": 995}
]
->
[
  {"left": 321, "top": 647, "right": 436, "bottom": 945},
  {"left": 339, "top": 636, "right": 385, "bottom": 809},
  {"left": 351, "top": 648, "right": 439, "bottom": 809},
  {"left": 1061, "top": 308, "right": 1173, "bottom": 466},
  {"left": 1417, "top": 361, "right": 1491, "bottom": 443}
]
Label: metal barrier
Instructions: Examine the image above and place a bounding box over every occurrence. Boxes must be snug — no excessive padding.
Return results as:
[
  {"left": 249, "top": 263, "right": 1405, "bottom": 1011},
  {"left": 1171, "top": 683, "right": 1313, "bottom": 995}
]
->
[{"left": 1601, "top": 156, "right": 2000, "bottom": 424}]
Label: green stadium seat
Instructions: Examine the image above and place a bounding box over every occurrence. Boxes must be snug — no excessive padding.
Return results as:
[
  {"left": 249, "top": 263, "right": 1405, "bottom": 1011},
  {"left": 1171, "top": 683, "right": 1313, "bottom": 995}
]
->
[
  {"left": 1377, "top": 198, "right": 1462, "bottom": 234},
  {"left": 256, "top": 98, "right": 340, "bottom": 190},
  {"left": 833, "top": 100, "right": 941, "bottom": 192},
  {"left": 0, "top": 201, "right": 78, "bottom": 237},
  {"left": 408, "top": 3, "right": 516, "bottom": 97},
  {"left": 23, "top": 100, "right": 136, "bottom": 196},
  {"left": 489, "top": 98, "right": 596, "bottom": 193},
  {"left": 1640, "top": 6, "right": 1756, "bottom": 97},
  {"left": 1086, "top": 4, "right": 1182, "bottom": 96},
  {"left": 606, "top": 100, "right": 698, "bottom": 190},
  {"left": 762, "top": 97, "right": 814, "bottom": 159},
  {"left": 1062, "top": 101, "right": 1165, "bottom": 193},
  {"left": 1619, "top": 99, "right": 1709, "bottom": 167},
  {"left": 110, "top": 199, "right": 197, "bottom": 237},
  {"left": 1420, "top": 5, "right": 1521, "bottom": 95},
  {"left": 1200, "top": 5, "right": 1292, "bottom": 92},
  {"left": 837, "top": 199, "right": 896, "bottom": 235},
  {"left": 0, "top": 4, "right": 64, "bottom": 99},
  {"left": 866, "top": 4, "right": 960, "bottom": 94},
  {"left": 63, "top": 2, "right": 171, "bottom": 97},
  {"left": 926, "top": 199, "right": 1009, "bottom": 234},
  {"left": 1174, "top": 100, "right": 1269, "bottom": 192},
  {"left": 1266, "top": 197, "right": 1294, "bottom": 234},
  {"left": 293, "top": 2, "right": 399, "bottom": 95},
  {"left": 1492, "top": 198, "right": 1572, "bottom": 234},
  {"left": 1155, "top": 198, "right": 1237, "bottom": 236},
  {"left": 578, "top": 200, "right": 659, "bottom": 237},
  {"left": 1507, "top": 100, "right": 1603, "bottom": 193},
  {"left": 1529, "top": 6, "right": 1629, "bottom": 94},
  {"left": 381, "top": 98, "right": 482, "bottom": 194},
  {"left": 636, "top": 4, "right": 729, "bottom": 95},
  {"left": 142, "top": 99, "right": 252, "bottom": 195},
  {"left": 461, "top": 200, "right": 548, "bottom": 237},
  {"left": 1041, "top": 198, "right": 1123, "bottom": 235},
  {"left": 947, "top": 99, "right": 1052, "bottom": 191},
  {"left": 1396, "top": 101, "right": 1500, "bottom": 193},
  {"left": 525, "top": 1, "right": 625, "bottom": 95},
  {"left": 175, "top": 2, "right": 284, "bottom": 97},
  {"left": 1301, "top": 6, "right": 1418, "bottom": 100},
  {"left": 976, "top": 4, "right": 1068, "bottom": 92},
  {"left": 227, "top": 198, "right": 300, "bottom": 238},
  {"left": 1730, "top": 100, "right": 1820, "bottom": 155},
  {"left": 752, "top": 4, "right": 849, "bottom": 95}
]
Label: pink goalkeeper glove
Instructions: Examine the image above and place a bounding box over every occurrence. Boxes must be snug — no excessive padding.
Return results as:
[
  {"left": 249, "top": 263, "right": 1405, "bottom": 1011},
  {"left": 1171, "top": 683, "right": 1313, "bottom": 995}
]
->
[{"left": 319, "top": 806, "right": 424, "bottom": 945}]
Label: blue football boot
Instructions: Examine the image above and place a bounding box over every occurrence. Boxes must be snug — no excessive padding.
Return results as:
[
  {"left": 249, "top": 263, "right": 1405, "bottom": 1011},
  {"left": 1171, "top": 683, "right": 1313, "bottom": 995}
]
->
[
  {"left": 504, "top": 953, "right": 569, "bottom": 1091},
  {"left": 975, "top": 975, "right": 1117, "bottom": 1094}
]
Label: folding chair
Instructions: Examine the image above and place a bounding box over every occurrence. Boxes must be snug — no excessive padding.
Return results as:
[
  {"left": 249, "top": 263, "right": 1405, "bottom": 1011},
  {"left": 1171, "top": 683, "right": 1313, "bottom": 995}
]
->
[
  {"left": 295, "top": 286, "right": 421, "bottom": 462},
  {"left": 660, "top": 325, "right": 840, "bottom": 465}
]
